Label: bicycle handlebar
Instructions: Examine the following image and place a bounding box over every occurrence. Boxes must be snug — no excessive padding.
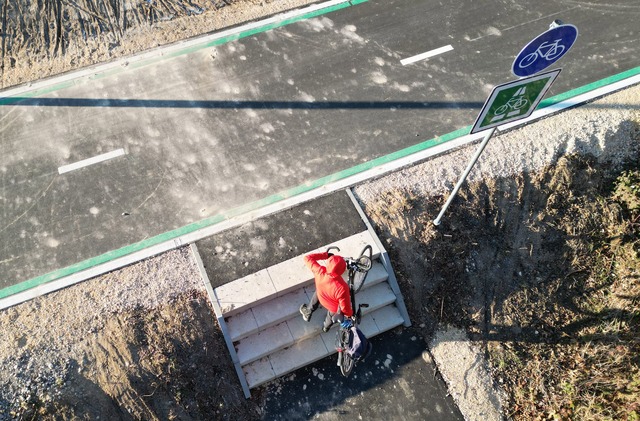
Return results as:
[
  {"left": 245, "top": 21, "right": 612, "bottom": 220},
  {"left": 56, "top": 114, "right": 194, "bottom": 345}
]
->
[
  {"left": 326, "top": 247, "right": 359, "bottom": 265},
  {"left": 325, "top": 246, "right": 359, "bottom": 259},
  {"left": 325, "top": 246, "right": 368, "bottom": 272},
  {"left": 344, "top": 257, "right": 359, "bottom": 266}
]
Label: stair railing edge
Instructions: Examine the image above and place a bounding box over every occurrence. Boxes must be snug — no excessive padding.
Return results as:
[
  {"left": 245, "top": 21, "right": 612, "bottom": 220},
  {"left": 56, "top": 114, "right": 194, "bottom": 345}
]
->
[
  {"left": 189, "top": 243, "right": 253, "bottom": 398},
  {"left": 346, "top": 189, "right": 412, "bottom": 327}
]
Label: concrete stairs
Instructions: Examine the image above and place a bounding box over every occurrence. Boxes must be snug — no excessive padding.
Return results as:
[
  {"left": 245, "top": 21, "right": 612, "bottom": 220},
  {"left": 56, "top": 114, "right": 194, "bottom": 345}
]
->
[{"left": 192, "top": 191, "right": 411, "bottom": 398}]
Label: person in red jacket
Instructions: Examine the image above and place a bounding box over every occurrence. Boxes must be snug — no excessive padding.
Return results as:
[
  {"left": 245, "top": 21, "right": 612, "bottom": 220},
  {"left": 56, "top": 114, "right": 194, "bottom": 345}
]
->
[{"left": 299, "top": 251, "right": 353, "bottom": 332}]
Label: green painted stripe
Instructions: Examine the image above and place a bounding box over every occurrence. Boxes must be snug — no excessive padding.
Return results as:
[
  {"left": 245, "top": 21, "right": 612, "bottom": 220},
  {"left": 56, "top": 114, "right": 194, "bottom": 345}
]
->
[
  {"left": 537, "top": 66, "right": 640, "bottom": 109},
  {"left": 90, "top": 1, "right": 358, "bottom": 79},
  {"left": 0, "top": 80, "right": 76, "bottom": 106},
  {"left": 2, "top": 64, "right": 639, "bottom": 300}
]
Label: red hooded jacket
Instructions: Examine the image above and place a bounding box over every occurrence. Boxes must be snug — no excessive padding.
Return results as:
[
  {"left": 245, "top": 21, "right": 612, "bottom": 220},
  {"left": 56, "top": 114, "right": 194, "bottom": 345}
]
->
[{"left": 304, "top": 252, "right": 353, "bottom": 317}]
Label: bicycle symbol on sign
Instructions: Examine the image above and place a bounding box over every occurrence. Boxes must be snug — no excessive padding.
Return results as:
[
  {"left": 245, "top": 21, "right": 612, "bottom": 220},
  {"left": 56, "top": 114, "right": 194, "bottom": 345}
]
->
[
  {"left": 490, "top": 87, "right": 529, "bottom": 123},
  {"left": 517, "top": 38, "right": 565, "bottom": 69}
]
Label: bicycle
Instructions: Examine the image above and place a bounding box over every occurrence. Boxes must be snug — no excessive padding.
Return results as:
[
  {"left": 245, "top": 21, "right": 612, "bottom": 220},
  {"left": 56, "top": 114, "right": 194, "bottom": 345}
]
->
[
  {"left": 325, "top": 244, "right": 373, "bottom": 377},
  {"left": 517, "top": 38, "right": 565, "bottom": 69},
  {"left": 493, "top": 95, "right": 529, "bottom": 116}
]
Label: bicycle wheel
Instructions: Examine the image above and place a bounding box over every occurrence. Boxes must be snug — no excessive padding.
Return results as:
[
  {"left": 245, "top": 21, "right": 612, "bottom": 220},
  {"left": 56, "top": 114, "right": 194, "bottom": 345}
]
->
[
  {"left": 494, "top": 104, "right": 509, "bottom": 115},
  {"left": 511, "top": 97, "right": 528, "bottom": 110},
  {"left": 518, "top": 52, "right": 537, "bottom": 69},
  {"left": 352, "top": 245, "right": 373, "bottom": 294},
  {"left": 340, "top": 352, "right": 355, "bottom": 377},
  {"left": 545, "top": 44, "right": 565, "bottom": 61}
]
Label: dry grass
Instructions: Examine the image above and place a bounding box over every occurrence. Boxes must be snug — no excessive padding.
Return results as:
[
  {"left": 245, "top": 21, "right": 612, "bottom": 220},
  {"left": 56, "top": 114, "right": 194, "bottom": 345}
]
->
[{"left": 489, "top": 162, "right": 640, "bottom": 420}]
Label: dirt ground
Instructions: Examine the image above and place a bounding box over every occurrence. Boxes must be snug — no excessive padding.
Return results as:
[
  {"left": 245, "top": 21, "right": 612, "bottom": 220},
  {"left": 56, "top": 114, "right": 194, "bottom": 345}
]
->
[
  {"left": 363, "top": 152, "right": 639, "bottom": 420},
  {"left": 1, "top": 0, "right": 639, "bottom": 419},
  {"left": 0, "top": 0, "right": 317, "bottom": 88},
  {"left": 0, "top": 247, "right": 264, "bottom": 420}
]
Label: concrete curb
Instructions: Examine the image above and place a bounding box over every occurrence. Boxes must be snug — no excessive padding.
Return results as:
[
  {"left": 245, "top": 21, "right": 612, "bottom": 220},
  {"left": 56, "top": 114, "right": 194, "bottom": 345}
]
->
[
  {"left": 0, "top": 0, "right": 361, "bottom": 101},
  {"left": 190, "top": 243, "right": 252, "bottom": 398}
]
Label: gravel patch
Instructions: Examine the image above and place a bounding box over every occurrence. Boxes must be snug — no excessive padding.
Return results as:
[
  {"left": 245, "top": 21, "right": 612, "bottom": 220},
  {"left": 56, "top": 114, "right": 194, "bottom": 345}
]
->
[
  {"left": 430, "top": 328, "right": 505, "bottom": 421},
  {"left": 354, "top": 84, "right": 640, "bottom": 202},
  {"left": 0, "top": 247, "right": 202, "bottom": 419}
]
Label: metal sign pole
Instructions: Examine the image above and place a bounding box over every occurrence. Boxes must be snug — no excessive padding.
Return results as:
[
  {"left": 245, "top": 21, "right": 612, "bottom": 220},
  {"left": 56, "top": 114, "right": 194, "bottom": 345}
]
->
[{"left": 433, "top": 127, "right": 497, "bottom": 226}]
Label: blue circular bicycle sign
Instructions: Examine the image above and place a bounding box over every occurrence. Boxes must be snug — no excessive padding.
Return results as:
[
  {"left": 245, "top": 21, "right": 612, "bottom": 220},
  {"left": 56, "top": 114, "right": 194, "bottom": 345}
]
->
[{"left": 512, "top": 23, "right": 578, "bottom": 77}]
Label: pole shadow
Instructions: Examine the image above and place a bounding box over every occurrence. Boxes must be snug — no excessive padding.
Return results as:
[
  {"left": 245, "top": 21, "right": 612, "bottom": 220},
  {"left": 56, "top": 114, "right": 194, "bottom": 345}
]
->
[{"left": 0, "top": 96, "right": 484, "bottom": 110}]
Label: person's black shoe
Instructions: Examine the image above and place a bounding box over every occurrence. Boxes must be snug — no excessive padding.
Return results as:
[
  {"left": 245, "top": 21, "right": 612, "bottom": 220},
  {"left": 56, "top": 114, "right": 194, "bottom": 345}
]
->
[
  {"left": 322, "top": 325, "right": 331, "bottom": 333},
  {"left": 299, "top": 304, "right": 312, "bottom": 322}
]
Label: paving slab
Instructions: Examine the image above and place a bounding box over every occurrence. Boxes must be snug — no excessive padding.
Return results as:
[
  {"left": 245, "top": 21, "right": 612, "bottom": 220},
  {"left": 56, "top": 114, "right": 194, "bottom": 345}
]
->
[
  {"left": 359, "top": 261, "right": 389, "bottom": 287},
  {"left": 244, "top": 357, "right": 276, "bottom": 389},
  {"left": 226, "top": 308, "right": 259, "bottom": 342},
  {"left": 355, "top": 313, "right": 381, "bottom": 338},
  {"left": 267, "top": 257, "right": 313, "bottom": 296},
  {"left": 286, "top": 311, "right": 326, "bottom": 340},
  {"left": 270, "top": 335, "right": 330, "bottom": 378},
  {"left": 236, "top": 321, "right": 293, "bottom": 366},
  {"left": 371, "top": 305, "right": 406, "bottom": 333},
  {"left": 355, "top": 282, "right": 396, "bottom": 311},
  {"left": 215, "top": 270, "right": 276, "bottom": 316},
  {"left": 197, "top": 191, "right": 365, "bottom": 289},
  {"left": 248, "top": 288, "right": 311, "bottom": 335}
]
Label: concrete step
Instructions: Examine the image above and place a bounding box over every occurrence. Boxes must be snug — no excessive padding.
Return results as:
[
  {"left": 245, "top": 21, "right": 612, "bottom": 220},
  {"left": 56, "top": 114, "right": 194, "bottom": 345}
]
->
[
  {"left": 214, "top": 231, "right": 381, "bottom": 317},
  {"left": 235, "top": 281, "right": 397, "bottom": 366},
  {"left": 226, "top": 261, "right": 389, "bottom": 342},
  {"left": 198, "top": 195, "right": 412, "bottom": 398},
  {"left": 243, "top": 304, "right": 405, "bottom": 388}
]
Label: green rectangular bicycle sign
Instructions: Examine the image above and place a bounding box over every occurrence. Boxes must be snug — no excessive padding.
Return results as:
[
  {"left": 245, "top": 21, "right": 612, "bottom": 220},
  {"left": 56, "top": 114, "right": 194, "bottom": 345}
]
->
[{"left": 470, "top": 69, "right": 561, "bottom": 134}]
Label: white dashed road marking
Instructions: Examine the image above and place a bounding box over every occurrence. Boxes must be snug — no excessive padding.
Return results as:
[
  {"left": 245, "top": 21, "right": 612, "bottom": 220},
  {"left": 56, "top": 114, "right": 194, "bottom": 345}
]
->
[
  {"left": 400, "top": 45, "right": 454, "bottom": 66},
  {"left": 58, "top": 148, "right": 126, "bottom": 174}
]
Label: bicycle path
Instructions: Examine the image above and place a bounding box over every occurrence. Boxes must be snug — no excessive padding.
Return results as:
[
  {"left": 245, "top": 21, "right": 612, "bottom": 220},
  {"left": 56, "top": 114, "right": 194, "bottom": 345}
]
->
[{"left": 2, "top": 0, "right": 640, "bottom": 303}]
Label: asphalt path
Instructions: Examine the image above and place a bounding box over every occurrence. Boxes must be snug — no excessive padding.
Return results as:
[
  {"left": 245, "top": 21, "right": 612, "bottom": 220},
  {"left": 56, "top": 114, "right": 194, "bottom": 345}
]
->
[
  {"left": 1, "top": 0, "right": 639, "bottom": 294},
  {"left": 262, "top": 326, "right": 464, "bottom": 420}
]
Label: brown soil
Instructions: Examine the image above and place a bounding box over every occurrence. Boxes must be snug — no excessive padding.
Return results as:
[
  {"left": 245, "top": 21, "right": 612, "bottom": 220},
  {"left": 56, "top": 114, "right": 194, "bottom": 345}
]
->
[
  {"left": 363, "top": 151, "right": 640, "bottom": 419},
  {"left": 0, "top": 0, "right": 316, "bottom": 88},
  {"left": 0, "top": 247, "right": 264, "bottom": 420},
  {"left": 43, "top": 293, "right": 262, "bottom": 420}
]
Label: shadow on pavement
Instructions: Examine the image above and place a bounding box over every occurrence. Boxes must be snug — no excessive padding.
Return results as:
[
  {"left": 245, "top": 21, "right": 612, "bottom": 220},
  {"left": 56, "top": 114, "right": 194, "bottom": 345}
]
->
[
  {"left": 1, "top": 97, "right": 483, "bottom": 109},
  {"left": 261, "top": 326, "right": 463, "bottom": 421}
]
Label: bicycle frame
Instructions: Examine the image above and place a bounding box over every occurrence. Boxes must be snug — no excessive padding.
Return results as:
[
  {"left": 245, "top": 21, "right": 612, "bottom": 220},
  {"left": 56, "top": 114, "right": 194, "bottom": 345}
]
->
[
  {"left": 518, "top": 38, "right": 565, "bottom": 69},
  {"left": 329, "top": 244, "right": 373, "bottom": 377}
]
